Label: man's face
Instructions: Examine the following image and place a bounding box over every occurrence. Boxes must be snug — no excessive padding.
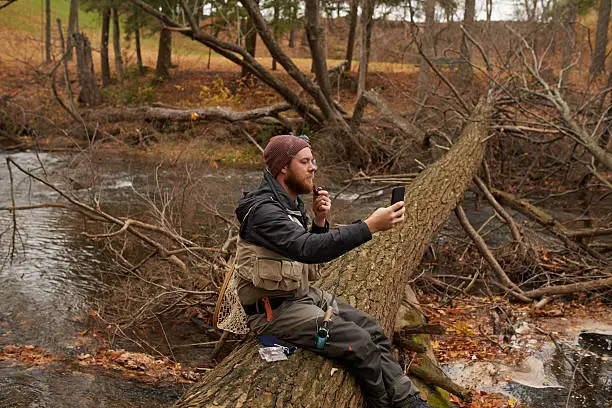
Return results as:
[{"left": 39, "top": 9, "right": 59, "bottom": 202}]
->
[{"left": 284, "top": 147, "right": 316, "bottom": 195}]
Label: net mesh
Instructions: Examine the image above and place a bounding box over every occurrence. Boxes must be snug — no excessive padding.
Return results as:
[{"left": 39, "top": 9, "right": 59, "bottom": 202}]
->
[{"left": 214, "top": 263, "right": 249, "bottom": 334}]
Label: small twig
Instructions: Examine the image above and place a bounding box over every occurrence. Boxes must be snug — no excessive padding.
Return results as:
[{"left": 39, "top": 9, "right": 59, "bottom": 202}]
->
[{"left": 241, "top": 129, "right": 264, "bottom": 154}]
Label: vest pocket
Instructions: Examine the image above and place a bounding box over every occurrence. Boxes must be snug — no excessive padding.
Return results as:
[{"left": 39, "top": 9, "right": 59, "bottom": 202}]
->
[{"left": 253, "top": 257, "right": 301, "bottom": 291}]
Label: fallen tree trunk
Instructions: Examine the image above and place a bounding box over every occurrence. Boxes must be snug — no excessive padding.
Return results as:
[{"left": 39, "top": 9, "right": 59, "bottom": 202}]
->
[
  {"left": 82, "top": 103, "right": 292, "bottom": 124},
  {"left": 175, "top": 93, "right": 495, "bottom": 407}
]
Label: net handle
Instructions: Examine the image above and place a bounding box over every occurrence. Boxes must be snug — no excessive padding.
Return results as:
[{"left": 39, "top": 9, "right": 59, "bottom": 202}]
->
[{"left": 212, "top": 256, "right": 236, "bottom": 328}]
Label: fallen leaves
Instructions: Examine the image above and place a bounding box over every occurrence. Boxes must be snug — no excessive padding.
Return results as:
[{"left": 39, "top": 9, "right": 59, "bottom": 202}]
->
[
  {"left": 450, "top": 391, "right": 523, "bottom": 407},
  {"left": 0, "top": 344, "right": 55, "bottom": 365},
  {"left": 75, "top": 348, "right": 202, "bottom": 384},
  {"left": 0, "top": 344, "right": 201, "bottom": 385}
]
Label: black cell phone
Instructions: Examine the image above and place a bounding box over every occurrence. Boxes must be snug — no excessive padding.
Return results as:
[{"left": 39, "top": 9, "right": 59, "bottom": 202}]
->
[{"left": 391, "top": 186, "right": 405, "bottom": 205}]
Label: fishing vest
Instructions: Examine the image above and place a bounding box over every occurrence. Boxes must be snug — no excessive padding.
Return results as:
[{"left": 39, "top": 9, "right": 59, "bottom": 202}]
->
[{"left": 235, "top": 237, "right": 321, "bottom": 305}]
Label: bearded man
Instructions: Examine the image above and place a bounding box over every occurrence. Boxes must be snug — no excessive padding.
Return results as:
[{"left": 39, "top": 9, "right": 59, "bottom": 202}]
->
[{"left": 234, "top": 134, "right": 432, "bottom": 408}]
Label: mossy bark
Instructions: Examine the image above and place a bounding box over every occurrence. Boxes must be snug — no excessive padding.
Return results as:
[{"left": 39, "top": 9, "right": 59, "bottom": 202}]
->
[{"left": 176, "top": 95, "right": 494, "bottom": 407}]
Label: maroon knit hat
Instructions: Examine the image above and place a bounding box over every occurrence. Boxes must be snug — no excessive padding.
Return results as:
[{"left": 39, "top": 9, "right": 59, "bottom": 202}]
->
[{"left": 264, "top": 135, "right": 310, "bottom": 176}]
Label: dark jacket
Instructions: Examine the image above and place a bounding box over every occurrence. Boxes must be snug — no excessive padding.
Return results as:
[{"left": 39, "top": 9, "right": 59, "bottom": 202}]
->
[{"left": 235, "top": 171, "right": 372, "bottom": 264}]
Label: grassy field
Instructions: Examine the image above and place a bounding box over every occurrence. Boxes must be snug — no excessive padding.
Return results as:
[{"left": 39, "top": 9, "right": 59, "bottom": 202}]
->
[{"left": 0, "top": 0, "right": 419, "bottom": 75}]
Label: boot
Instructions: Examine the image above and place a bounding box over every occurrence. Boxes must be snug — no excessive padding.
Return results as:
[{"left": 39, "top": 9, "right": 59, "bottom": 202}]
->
[{"left": 397, "top": 394, "right": 435, "bottom": 408}]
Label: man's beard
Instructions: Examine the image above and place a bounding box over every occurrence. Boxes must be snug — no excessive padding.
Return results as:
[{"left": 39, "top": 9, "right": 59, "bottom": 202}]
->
[{"left": 285, "top": 168, "right": 313, "bottom": 195}]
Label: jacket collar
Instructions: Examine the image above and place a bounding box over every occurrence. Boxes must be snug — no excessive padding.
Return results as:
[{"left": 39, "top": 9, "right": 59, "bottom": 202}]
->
[{"left": 262, "top": 170, "right": 305, "bottom": 216}]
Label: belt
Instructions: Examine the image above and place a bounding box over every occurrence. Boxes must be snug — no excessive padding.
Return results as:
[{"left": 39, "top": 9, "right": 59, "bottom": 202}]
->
[{"left": 242, "top": 297, "right": 287, "bottom": 316}]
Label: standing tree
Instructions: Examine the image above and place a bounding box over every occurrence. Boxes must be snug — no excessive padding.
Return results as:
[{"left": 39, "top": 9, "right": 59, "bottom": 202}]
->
[
  {"left": 67, "top": 0, "right": 79, "bottom": 59},
  {"left": 459, "top": 0, "right": 475, "bottom": 86},
  {"left": 287, "top": 0, "right": 299, "bottom": 48},
  {"left": 590, "top": 0, "right": 610, "bottom": 76},
  {"left": 45, "top": 0, "right": 52, "bottom": 63},
  {"left": 241, "top": 0, "right": 259, "bottom": 79},
  {"left": 111, "top": 7, "right": 124, "bottom": 81},
  {"left": 155, "top": 25, "right": 172, "bottom": 79},
  {"left": 418, "top": 0, "right": 435, "bottom": 100},
  {"left": 560, "top": 0, "right": 578, "bottom": 91},
  {"left": 101, "top": 6, "right": 111, "bottom": 86},
  {"left": 344, "top": 0, "right": 359, "bottom": 71},
  {"left": 357, "top": 0, "right": 375, "bottom": 96},
  {"left": 74, "top": 32, "right": 103, "bottom": 106}
]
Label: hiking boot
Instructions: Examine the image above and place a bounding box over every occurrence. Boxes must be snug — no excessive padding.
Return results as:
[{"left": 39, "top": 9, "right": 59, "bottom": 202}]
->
[{"left": 397, "top": 394, "right": 435, "bottom": 408}]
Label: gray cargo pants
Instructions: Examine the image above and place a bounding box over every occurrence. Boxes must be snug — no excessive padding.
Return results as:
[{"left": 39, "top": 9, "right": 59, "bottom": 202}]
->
[{"left": 247, "top": 287, "right": 419, "bottom": 408}]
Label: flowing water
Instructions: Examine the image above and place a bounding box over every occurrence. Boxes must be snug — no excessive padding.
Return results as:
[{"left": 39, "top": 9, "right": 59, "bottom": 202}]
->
[{"left": 0, "top": 151, "right": 264, "bottom": 408}]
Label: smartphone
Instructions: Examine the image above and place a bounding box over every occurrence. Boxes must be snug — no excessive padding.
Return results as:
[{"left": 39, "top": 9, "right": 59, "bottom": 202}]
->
[{"left": 391, "top": 186, "right": 405, "bottom": 205}]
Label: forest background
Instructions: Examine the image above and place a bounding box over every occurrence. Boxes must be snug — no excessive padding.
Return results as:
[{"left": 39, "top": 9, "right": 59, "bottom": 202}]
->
[{"left": 0, "top": 0, "right": 610, "bottom": 407}]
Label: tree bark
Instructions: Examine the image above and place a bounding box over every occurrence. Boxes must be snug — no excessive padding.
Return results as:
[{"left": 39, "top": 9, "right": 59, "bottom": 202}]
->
[
  {"left": 45, "top": 0, "right": 51, "bottom": 63},
  {"left": 66, "top": 0, "right": 79, "bottom": 60},
  {"left": 111, "top": 8, "right": 124, "bottom": 81},
  {"left": 82, "top": 102, "right": 292, "bottom": 123},
  {"left": 344, "top": 0, "right": 359, "bottom": 72},
  {"left": 590, "top": 0, "right": 611, "bottom": 76},
  {"left": 73, "top": 32, "right": 103, "bottom": 107},
  {"left": 560, "top": 0, "right": 578, "bottom": 91},
  {"left": 100, "top": 7, "right": 111, "bottom": 87},
  {"left": 418, "top": 0, "right": 435, "bottom": 100},
  {"left": 304, "top": 0, "right": 333, "bottom": 103},
  {"left": 289, "top": 2, "right": 298, "bottom": 48},
  {"left": 135, "top": 27, "right": 145, "bottom": 75},
  {"left": 173, "top": 94, "right": 495, "bottom": 408},
  {"left": 241, "top": 2, "right": 258, "bottom": 80},
  {"left": 156, "top": 27, "right": 172, "bottom": 79},
  {"left": 459, "top": 0, "right": 475, "bottom": 86},
  {"left": 271, "top": 2, "right": 280, "bottom": 71},
  {"left": 357, "top": 0, "right": 375, "bottom": 97}
]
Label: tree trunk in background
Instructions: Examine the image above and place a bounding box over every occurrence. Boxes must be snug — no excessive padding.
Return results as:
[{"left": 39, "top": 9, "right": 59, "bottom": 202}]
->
[
  {"left": 418, "top": 0, "right": 435, "bottom": 100},
  {"left": 45, "top": 0, "right": 51, "bottom": 63},
  {"left": 66, "top": 0, "right": 79, "bottom": 60},
  {"left": 74, "top": 32, "right": 103, "bottom": 107},
  {"left": 241, "top": 2, "right": 258, "bottom": 80},
  {"left": 459, "top": 0, "right": 475, "bottom": 86},
  {"left": 111, "top": 8, "right": 124, "bottom": 81},
  {"left": 288, "top": 3, "right": 298, "bottom": 48},
  {"left": 485, "top": 0, "right": 492, "bottom": 60},
  {"left": 100, "top": 7, "right": 111, "bottom": 87},
  {"left": 304, "top": 0, "right": 333, "bottom": 102},
  {"left": 272, "top": 1, "right": 279, "bottom": 71},
  {"left": 590, "top": 0, "right": 610, "bottom": 77},
  {"left": 357, "top": 0, "right": 375, "bottom": 96},
  {"left": 344, "top": 0, "right": 359, "bottom": 72},
  {"left": 560, "top": 0, "right": 578, "bottom": 91},
  {"left": 173, "top": 96, "right": 494, "bottom": 408},
  {"left": 135, "top": 27, "right": 144, "bottom": 75},
  {"left": 156, "top": 27, "right": 172, "bottom": 79}
]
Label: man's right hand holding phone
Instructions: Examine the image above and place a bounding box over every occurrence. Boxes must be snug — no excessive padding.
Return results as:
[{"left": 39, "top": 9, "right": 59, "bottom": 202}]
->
[{"left": 365, "top": 201, "right": 405, "bottom": 234}]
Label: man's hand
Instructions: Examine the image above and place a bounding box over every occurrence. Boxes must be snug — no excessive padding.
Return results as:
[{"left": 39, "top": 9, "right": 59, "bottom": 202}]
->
[
  {"left": 364, "top": 201, "right": 405, "bottom": 234},
  {"left": 313, "top": 189, "right": 331, "bottom": 227}
]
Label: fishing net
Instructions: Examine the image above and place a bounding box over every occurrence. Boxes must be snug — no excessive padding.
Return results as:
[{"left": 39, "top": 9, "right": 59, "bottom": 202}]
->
[{"left": 213, "top": 259, "right": 249, "bottom": 334}]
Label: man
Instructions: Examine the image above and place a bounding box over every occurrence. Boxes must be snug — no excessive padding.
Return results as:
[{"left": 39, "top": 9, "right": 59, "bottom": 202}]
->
[{"left": 235, "top": 134, "right": 431, "bottom": 408}]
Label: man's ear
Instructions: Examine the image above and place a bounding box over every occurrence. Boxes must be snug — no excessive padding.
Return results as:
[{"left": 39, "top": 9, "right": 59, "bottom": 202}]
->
[{"left": 279, "top": 165, "right": 288, "bottom": 175}]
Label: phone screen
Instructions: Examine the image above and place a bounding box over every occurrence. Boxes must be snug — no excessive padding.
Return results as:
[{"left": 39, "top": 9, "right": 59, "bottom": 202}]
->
[{"left": 391, "top": 186, "right": 405, "bottom": 205}]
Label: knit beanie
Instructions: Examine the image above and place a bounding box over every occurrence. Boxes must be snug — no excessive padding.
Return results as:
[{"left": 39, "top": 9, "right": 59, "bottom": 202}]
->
[{"left": 264, "top": 135, "right": 310, "bottom": 176}]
